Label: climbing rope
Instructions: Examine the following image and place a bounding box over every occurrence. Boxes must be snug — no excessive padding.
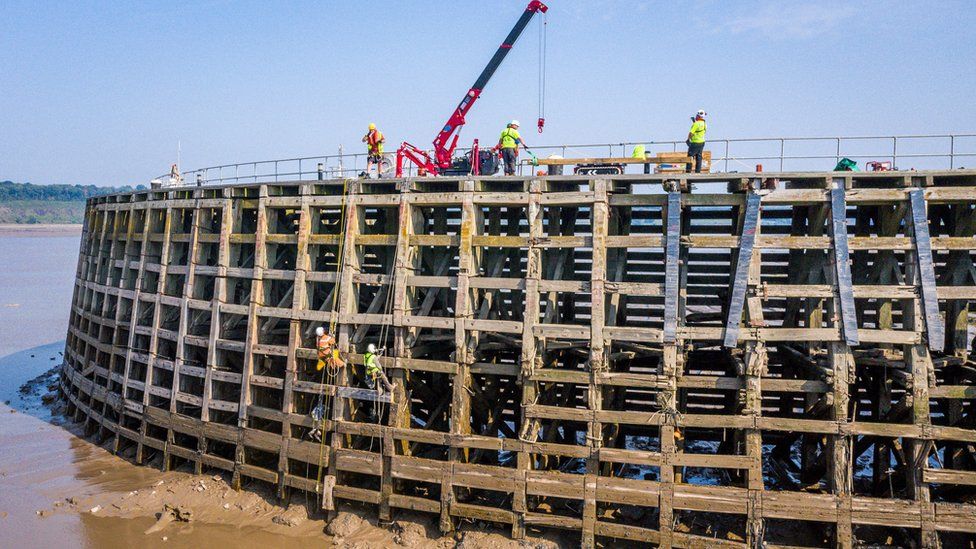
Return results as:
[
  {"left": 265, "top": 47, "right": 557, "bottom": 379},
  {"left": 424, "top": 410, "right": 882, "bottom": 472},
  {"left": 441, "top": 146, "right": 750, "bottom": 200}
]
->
[
  {"left": 314, "top": 178, "right": 352, "bottom": 493},
  {"left": 368, "top": 217, "right": 401, "bottom": 445}
]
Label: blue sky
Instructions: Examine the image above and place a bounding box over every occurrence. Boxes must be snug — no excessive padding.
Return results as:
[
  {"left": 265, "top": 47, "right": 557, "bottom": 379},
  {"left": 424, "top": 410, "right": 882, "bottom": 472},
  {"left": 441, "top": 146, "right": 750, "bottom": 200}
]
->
[{"left": 2, "top": 0, "right": 975, "bottom": 186}]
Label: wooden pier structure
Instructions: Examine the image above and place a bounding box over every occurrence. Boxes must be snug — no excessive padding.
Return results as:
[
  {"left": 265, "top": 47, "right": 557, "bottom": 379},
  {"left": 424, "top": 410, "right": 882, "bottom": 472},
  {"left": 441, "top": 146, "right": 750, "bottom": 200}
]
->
[{"left": 60, "top": 171, "right": 976, "bottom": 547}]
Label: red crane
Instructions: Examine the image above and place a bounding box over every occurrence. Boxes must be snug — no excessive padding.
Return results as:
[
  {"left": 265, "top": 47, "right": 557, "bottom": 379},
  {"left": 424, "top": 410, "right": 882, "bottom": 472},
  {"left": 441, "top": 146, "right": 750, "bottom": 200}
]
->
[{"left": 395, "top": 1, "right": 548, "bottom": 177}]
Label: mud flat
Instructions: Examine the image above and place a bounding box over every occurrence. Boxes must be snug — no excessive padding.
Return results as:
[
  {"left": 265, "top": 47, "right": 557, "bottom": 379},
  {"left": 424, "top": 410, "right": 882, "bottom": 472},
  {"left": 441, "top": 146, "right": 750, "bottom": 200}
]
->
[{"left": 6, "top": 359, "right": 572, "bottom": 548}]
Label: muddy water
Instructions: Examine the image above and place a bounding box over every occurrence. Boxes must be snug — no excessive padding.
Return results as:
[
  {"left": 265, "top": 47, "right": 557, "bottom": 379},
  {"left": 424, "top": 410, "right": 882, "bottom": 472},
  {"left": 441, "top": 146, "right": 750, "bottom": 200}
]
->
[{"left": 0, "top": 229, "right": 331, "bottom": 548}]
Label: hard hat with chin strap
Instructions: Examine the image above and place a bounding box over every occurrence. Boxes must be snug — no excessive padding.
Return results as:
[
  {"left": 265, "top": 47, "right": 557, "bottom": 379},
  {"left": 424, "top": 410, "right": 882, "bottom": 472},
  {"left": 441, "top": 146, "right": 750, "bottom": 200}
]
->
[
  {"left": 510, "top": 119, "right": 520, "bottom": 127},
  {"left": 367, "top": 343, "right": 377, "bottom": 353},
  {"left": 368, "top": 123, "right": 376, "bottom": 130},
  {"left": 315, "top": 327, "right": 324, "bottom": 337},
  {"left": 696, "top": 110, "right": 707, "bottom": 118}
]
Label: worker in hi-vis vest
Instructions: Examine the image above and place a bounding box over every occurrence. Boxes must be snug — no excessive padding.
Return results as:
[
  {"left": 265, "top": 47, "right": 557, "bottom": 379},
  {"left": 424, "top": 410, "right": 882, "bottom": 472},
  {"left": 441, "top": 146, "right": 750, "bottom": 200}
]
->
[
  {"left": 497, "top": 120, "right": 528, "bottom": 176},
  {"left": 686, "top": 110, "right": 707, "bottom": 173},
  {"left": 364, "top": 343, "right": 395, "bottom": 396},
  {"left": 362, "top": 123, "right": 385, "bottom": 178}
]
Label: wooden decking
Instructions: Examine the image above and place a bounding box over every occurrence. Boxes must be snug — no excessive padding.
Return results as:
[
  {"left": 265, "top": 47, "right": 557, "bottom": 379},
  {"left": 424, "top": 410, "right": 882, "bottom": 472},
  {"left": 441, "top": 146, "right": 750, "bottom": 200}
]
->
[{"left": 60, "top": 170, "right": 976, "bottom": 547}]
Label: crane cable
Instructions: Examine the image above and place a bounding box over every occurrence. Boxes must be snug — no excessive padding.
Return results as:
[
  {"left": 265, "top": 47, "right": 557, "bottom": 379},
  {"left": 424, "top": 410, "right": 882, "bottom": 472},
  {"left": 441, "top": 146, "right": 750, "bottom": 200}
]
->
[{"left": 537, "top": 11, "right": 547, "bottom": 133}]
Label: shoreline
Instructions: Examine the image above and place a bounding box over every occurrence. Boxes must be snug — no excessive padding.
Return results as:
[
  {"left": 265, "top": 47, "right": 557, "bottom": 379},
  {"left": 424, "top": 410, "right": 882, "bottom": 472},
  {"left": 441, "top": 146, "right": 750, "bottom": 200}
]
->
[{"left": 0, "top": 223, "right": 83, "bottom": 236}]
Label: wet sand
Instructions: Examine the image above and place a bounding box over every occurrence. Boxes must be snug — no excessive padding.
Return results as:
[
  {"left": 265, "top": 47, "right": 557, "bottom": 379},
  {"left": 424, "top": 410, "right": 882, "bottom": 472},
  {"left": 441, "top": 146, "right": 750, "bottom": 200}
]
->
[{"left": 0, "top": 232, "right": 568, "bottom": 548}]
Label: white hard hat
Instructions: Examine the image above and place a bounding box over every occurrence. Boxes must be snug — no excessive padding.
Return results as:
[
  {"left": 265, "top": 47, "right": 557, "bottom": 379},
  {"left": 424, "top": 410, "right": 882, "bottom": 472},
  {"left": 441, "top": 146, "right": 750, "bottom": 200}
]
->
[
  {"left": 510, "top": 119, "right": 520, "bottom": 127},
  {"left": 315, "top": 327, "right": 325, "bottom": 337},
  {"left": 696, "top": 110, "right": 707, "bottom": 117},
  {"left": 367, "top": 343, "right": 376, "bottom": 353}
]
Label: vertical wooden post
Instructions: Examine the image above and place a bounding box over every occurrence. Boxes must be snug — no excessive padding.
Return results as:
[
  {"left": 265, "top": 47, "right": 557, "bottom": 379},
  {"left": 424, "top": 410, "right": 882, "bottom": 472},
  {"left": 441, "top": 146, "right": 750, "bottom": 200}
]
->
[
  {"left": 905, "top": 189, "right": 939, "bottom": 548},
  {"left": 439, "top": 179, "right": 477, "bottom": 532},
  {"left": 200, "top": 192, "right": 233, "bottom": 472},
  {"left": 277, "top": 190, "right": 311, "bottom": 500},
  {"left": 657, "top": 187, "right": 685, "bottom": 549},
  {"left": 114, "top": 202, "right": 140, "bottom": 454},
  {"left": 140, "top": 205, "right": 172, "bottom": 469},
  {"left": 236, "top": 186, "right": 268, "bottom": 488},
  {"left": 582, "top": 179, "right": 608, "bottom": 548},
  {"left": 741, "top": 183, "right": 766, "bottom": 545},
  {"left": 326, "top": 181, "right": 361, "bottom": 516},
  {"left": 171, "top": 198, "right": 201, "bottom": 472},
  {"left": 823, "top": 179, "right": 855, "bottom": 548},
  {"left": 513, "top": 179, "right": 543, "bottom": 540}
]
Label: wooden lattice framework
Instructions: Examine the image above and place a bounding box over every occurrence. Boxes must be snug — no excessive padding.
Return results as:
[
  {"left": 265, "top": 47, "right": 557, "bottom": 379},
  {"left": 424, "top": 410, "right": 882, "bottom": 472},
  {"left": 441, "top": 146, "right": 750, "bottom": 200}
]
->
[{"left": 60, "top": 171, "right": 976, "bottom": 547}]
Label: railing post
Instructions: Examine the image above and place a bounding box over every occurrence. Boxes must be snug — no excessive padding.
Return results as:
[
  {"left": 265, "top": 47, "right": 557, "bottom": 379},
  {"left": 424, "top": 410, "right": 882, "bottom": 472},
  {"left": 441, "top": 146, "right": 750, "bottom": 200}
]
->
[
  {"left": 724, "top": 140, "right": 730, "bottom": 172},
  {"left": 317, "top": 163, "right": 324, "bottom": 181},
  {"left": 779, "top": 138, "right": 785, "bottom": 172},
  {"left": 836, "top": 138, "right": 841, "bottom": 165},
  {"left": 196, "top": 172, "right": 203, "bottom": 187},
  {"left": 950, "top": 135, "right": 955, "bottom": 169},
  {"left": 892, "top": 136, "right": 898, "bottom": 168}
]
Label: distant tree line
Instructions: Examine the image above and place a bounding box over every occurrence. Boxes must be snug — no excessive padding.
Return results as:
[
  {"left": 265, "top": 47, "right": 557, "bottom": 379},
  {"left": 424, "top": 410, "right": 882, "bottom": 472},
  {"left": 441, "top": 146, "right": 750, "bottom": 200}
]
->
[
  {"left": 0, "top": 180, "right": 147, "bottom": 201},
  {"left": 0, "top": 180, "right": 148, "bottom": 224}
]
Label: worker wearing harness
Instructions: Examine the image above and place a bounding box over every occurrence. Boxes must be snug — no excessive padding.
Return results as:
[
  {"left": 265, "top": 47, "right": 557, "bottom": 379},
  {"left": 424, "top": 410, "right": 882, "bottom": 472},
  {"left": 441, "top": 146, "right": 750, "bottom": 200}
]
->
[
  {"left": 498, "top": 120, "right": 527, "bottom": 176},
  {"left": 362, "top": 123, "right": 385, "bottom": 178},
  {"left": 315, "top": 326, "right": 345, "bottom": 372},
  {"left": 686, "top": 110, "right": 707, "bottom": 174},
  {"left": 363, "top": 343, "right": 395, "bottom": 395}
]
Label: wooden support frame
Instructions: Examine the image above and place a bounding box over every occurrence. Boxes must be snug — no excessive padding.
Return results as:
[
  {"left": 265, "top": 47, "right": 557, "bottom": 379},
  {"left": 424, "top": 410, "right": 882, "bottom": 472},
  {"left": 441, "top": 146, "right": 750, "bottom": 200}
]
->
[{"left": 59, "top": 171, "right": 976, "bottom": 549}]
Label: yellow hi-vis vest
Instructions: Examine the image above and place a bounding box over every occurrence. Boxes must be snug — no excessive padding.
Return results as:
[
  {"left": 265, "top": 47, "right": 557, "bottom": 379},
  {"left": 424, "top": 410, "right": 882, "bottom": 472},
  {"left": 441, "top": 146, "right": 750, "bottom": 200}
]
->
[
  {"left": 500, "top": 127, "right": 521, "bottom": 149},
  {"left": 366, "top": 130, "right": 384, "bottom": 154},
  {"left": 365, "top": 352, "right": 380, "bottom": 375},
  {"left": 689, "top": 120, "right": 707, "bottom": 144}
]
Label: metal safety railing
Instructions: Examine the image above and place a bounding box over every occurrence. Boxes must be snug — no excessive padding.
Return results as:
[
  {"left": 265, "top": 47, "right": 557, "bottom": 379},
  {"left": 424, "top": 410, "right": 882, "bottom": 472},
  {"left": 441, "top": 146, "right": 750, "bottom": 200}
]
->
[{"left": 155, "top": 133, "right": 976, "bottom": 186}]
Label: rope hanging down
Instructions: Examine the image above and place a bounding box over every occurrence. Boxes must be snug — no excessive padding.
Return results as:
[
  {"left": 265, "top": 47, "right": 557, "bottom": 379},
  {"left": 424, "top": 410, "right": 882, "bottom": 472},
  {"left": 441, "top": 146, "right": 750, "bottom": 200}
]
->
[{"left": 314, "top": 178, "right": 351, "bottom": 492}]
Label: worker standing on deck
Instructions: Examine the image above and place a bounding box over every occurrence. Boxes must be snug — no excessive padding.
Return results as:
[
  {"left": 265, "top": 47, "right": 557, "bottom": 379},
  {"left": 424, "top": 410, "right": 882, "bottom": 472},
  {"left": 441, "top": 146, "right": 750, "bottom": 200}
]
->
[
  {"left": 498, "top": 120, "right": 527, "bottom": 176},
  {"left": 362, "top": 123, "right": 385, "bottom": 178},
  {"left": 686, "top": 110, "right": 707, "bottom": 174},
  {"left": 364, "top": 343, "right": 395, "bottom": 395},
  {"left": 315, "top": 326, "right": 344, "bottom": 372}
]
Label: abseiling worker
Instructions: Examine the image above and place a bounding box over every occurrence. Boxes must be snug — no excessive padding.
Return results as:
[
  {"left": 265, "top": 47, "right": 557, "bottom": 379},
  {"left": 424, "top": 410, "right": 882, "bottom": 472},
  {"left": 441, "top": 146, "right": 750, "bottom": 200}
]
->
[
  {"left": 498, "top": 120, "right": 528, "bottom": 176},
  {"left": 362, "top": 123, "right": 385, "bottom": 178},
  {"left": 686, "top": 110, "right": 707, "bottom": 173},
  {"left": 315, "top": 326, "right": 344, "bottom": 372},
  {"left": 364, "top": 343, "right": 395, "bottom": 395}
]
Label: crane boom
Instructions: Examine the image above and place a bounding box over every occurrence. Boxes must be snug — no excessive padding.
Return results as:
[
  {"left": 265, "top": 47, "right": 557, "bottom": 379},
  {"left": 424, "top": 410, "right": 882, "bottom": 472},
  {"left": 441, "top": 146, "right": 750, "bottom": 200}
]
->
[{"left": 396, "top": 1, "right": 548, "bottom": 176}]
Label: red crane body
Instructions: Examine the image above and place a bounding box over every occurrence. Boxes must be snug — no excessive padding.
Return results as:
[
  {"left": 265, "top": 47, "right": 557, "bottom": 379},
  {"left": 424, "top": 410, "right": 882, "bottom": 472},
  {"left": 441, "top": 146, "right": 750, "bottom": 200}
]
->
[{"left": 396, "top": 1, "right": 548, "bottom": 177}]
